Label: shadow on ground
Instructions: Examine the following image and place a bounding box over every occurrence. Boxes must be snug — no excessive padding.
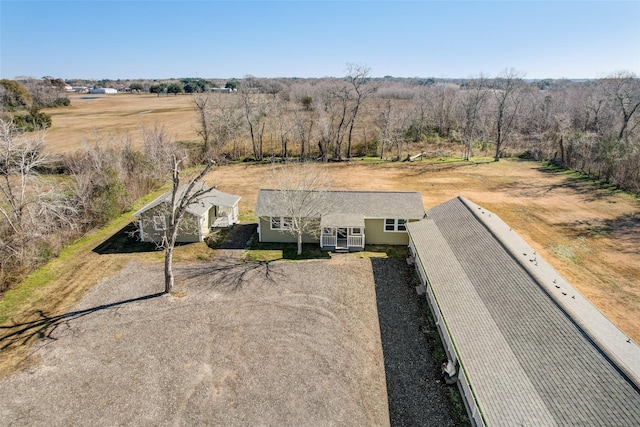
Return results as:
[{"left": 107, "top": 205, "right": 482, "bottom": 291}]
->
[
  {"left": 371, "top": 257, "right": 459, "bottom": 426},
  {"left": 218, "top": 223, "right": 258, "bottom": 249},
  {"left": 92, "top": 222, "right": 159, "bottom": 254},
  {"left": 0, "top": 292, "right": 164, "bottom": 353},
  {"left": 536, "top": 164, "right": 633, "bottom": 202}
]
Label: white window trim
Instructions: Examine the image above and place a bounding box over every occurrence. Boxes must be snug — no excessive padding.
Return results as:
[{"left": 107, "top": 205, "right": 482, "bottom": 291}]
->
[
  {"left": 270, "top": 216, "right": 293, "bottom": 231},
  {"left": 153, "top": 215, "right": 167, "bottom": 231},
  {"left": 384, "top": 218, "right": 407, "bottom": 232},
  {"left": 322, "top": 227, "right": 334, "bottom": 236}
]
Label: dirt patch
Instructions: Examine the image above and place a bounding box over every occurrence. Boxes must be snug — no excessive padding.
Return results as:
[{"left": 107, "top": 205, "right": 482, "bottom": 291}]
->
[{"left": 0, "top": 258, "right": 391, "bottom": 426}]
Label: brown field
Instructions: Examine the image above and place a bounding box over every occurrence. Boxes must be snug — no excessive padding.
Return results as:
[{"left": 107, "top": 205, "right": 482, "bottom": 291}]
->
[
  {"left": 2, "top": 94, "right": 638, "bottom": 379},
  {"left": 42, "top": 93, "right": 201, "bottom": 153}
]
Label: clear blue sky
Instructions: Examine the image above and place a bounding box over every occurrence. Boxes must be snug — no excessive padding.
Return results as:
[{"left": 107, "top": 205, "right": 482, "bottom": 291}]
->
[{"left": 1, "top": 1, "right": 639, "bottom": 80}]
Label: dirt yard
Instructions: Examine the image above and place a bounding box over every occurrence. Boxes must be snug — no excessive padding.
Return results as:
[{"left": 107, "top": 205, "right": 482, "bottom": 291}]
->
[{"left": 0, "top": 257, "right": 391, "bottom": 426}]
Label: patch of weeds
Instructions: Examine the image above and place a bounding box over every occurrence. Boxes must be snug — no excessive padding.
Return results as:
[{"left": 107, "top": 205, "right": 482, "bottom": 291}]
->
[
  {"left": 549, "top": 238, "right": 589, "bottom": 265},
  {"left": 170, "top": 290, "right": 187, "bottom": 300},
  {"left": 204, "top": 228, "right": 232, "bottom": 249},
  {"left": 239, "top": 210, "right": 257, "bottom": 222},
  {"left": 246, "top": 241, "right": 330, "bottom": 260},
  {"left": 363, "top": 245, "right": 409, "bottom": 260},
  {"left": 549, "top": 243, "right": 579, "bottom": 264},
  {"left": 244, "top": 249, "right": 283, "bottom": 262},
  {"left": 584, "top": 224, "right": 613, "bottom": 235},
  {"left": 173, "top": 242, "right": 213, "bottom": 262}
]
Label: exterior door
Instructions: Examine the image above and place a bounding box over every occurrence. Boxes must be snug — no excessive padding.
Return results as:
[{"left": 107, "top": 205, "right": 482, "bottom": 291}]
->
[{"left": 337, "top": 228, "right": 348, "bottom": 248}]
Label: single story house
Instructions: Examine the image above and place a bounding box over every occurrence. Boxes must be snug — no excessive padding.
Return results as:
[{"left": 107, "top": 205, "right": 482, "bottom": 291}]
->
[
  {"left": 255, "top": 189, "right": 425, "bottom": 251},
  {"left": 407, "top": 196, "right": 640, "bottom": 426},
  {"left": 134, "top": 183, "right": 241, "bottom": 244}
]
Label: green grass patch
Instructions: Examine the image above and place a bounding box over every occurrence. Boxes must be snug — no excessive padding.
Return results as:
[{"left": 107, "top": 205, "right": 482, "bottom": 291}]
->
[
  {"left": 246, "top": 241, "right": 330, "bottom": 261},
  {"left": 360, "top": 245, "right": 409, "bottom": 260},
  {"left": 244, "top": 249, "right": 284, "bottom": 262}
]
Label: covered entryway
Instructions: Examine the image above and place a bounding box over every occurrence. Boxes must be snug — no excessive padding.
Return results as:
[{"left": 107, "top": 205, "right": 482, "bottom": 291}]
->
[{"left": 320, "top": 213, "right": 365, "bottom": 252}]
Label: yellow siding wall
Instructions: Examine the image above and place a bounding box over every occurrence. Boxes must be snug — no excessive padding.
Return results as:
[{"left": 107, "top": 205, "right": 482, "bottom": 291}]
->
[
  {"left": 140, "top": 204, "right": 203, "bottom": 243},
  {"left": 364, "top": 219, "right": 410, "bottom": 245},
  {"left": 258, "top": 217, "right": 319, "bottom": 243},
  {"left": 258, "top": 217, "right": 416, "bottom": 246}
]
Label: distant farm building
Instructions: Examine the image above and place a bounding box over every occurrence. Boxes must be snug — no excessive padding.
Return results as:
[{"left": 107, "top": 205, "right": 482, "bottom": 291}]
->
[
  {"left": 89, "top": 88, "right": 117, "bottom": 94},
  {"left": 210, "top": 87, "right": 235, "bottom": 93}
]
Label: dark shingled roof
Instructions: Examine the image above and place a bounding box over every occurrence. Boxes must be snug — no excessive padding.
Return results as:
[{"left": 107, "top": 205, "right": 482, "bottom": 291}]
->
[
  {"left": 255, "top": 189, "right": 425, "bottom": 219},
  {"left": 407, "top": 196, "right": 640, "bottom": 426}
]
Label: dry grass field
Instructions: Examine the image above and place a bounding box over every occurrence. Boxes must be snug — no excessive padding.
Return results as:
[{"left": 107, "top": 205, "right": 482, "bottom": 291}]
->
[
  {"left": 42, "top": 93, "right": 201, "bottom": 153},
  {"left": 2, "top": 93, "right": 638, "bottom": 380}
]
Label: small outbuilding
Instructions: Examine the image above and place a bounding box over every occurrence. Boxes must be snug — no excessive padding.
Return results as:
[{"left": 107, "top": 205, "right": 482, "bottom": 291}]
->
[
  {"left": 134, "top": 183, "right": 241, "bottom": 244},
  {"left": 89, "top": 88, "right": 117, "bottom": 94}
]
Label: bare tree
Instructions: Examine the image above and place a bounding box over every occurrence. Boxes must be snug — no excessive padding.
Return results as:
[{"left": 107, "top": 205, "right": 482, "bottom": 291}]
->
[
  {"left": 269, "top": 162, "right": 333, "bottom": 255},
  {"left": 491, "top": 68, "right": 526, "bottom": 161},
  {"left": 140, "top": 123, "right": 178, "bottom": 181},
  {"left": 345, "top": 63, "right": 375, "bottom": 158},
  {"left": 193, "top": 93, "right": 242, "bottom": 158},
  {"left": 159, "top": 157, "right": 216, "bottom": 293},
  {"left": 376, "top": 100, "right": 412, "bottom": 160},
  {"left": 600, "top": 71, "right": 640, "bottom": 142},
  {"left": 193, "top": 93, "right": 213, "bottom": 154},
  {"left": 460, "top": 75, "right": 490, "bottom": 160},
  {"left": 326, "top": 82, "right": 351, "bottom": 159},
  {"left": 292, "top": 103, "right": 315, "bottom": 160},
  {"left": 239, "top": 77, "right": 268, "bottom": 161}
]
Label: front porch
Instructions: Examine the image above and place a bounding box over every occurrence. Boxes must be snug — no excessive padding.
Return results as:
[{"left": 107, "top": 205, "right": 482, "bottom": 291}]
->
[
  {"left": 210, "top": 205, "right": 239, "bottom": 229},
  {"left": 320, "top": 213, "right": 365, "bottom": 252}
]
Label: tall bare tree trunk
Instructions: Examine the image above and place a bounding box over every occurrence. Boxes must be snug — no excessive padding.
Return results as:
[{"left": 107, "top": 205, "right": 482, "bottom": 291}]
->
[{"left": 164, "top": 246, "right": 174, "bottom": 294}]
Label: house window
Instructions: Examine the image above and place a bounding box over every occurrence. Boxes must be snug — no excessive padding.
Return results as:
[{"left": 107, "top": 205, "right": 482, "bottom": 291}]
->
[
  {"left": 384, "top": 219, "right": 407, "bottom": 232},
  {"left": 270, "top": 217, "right": 281, "bottom": 230},
  {"left": 153, "top": 215, "right": 166, "bottom": 231},
  {"left": 322, "top": 227, "right": 333, "bottom": 235},
  {"left": 351, "top": 227, "right": 362, "bottom": 235},
  {"left": 270, "top": 216, "right": 293, "bottom": 230}
]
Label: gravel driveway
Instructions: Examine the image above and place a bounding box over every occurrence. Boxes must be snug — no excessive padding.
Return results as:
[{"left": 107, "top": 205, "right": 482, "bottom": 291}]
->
[
  {"left": 372, "top": 257, "right": 458, "bottom": 426},
  {"left": 0, "top": 251, "right": 459, "bottom": 426}
]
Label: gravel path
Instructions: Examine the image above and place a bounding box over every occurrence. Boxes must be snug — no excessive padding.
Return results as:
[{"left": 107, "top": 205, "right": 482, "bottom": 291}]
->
[{"left": 371, "top": 257, "right": 458, "bottom": 427}]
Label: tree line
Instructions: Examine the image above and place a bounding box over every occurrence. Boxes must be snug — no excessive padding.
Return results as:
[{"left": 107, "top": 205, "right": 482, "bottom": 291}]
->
[{"left": 190, "top": 68, "right": 639, "bottom": 193}]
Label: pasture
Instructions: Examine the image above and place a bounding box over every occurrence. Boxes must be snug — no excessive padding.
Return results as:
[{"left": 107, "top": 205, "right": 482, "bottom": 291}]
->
[{"left": 42, "top": 93, "right": 201, "bottom": 153}]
